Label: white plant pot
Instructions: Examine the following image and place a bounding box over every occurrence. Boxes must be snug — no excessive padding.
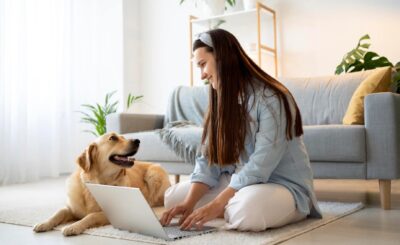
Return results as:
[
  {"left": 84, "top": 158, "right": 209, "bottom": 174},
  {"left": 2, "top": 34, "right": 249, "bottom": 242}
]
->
[
  {"left": 202, "top": 0, "right": 225, "bottom": 16},
  {"left": 243, "top": 0, "right": 257, "bottom": 10}
]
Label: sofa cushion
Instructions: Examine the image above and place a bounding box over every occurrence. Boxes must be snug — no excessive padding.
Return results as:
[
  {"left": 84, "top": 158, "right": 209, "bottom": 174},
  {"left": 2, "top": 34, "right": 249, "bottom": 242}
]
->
[
  {"left": 303, "top": 125, "right": 366, "bottom": 162},
  {"left": 342, "top": 67, "right": 392, "bottom": 125},
  {"left": 124, "top": 131, "right": 183, "bottom": 162},
  {"left": 279, "top": 70, "right": 375, "bottom": 125},
  {"left": 128, "top": 125, "right": 366, "bottom": 164}
]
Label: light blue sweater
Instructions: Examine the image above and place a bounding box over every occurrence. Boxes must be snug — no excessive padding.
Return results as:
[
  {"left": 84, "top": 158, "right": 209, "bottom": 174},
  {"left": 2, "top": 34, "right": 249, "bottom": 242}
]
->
[{"left": 190, "top": 85, "right": 322, "bottom": 218}]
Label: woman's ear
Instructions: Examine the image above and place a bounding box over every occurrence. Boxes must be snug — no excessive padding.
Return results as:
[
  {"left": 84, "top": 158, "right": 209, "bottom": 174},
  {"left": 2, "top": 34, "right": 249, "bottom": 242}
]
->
[{"left": 77, "top": 143, "right": 97, "bottom": 172}]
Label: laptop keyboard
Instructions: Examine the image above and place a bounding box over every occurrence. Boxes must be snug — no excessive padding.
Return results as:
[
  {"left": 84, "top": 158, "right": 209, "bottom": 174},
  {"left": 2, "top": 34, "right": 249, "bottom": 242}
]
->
[{"left": 164, "top": 225, "right": 216, "bottom": 239}]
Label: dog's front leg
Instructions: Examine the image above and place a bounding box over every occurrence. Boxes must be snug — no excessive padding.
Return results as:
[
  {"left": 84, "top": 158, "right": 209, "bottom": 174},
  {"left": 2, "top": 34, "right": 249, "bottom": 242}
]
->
[
  {"left": 33, "top": 207, "right": 76, "bottom": 232},
  {"left": 62, "top": 211, "right": 109, "bottom": 236}
]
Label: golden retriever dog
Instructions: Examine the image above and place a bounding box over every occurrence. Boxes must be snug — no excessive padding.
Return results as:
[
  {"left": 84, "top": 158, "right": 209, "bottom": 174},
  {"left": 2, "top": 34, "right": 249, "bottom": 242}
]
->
[{"left": 33, "top": 132, "right": 171, "bottom": 236}]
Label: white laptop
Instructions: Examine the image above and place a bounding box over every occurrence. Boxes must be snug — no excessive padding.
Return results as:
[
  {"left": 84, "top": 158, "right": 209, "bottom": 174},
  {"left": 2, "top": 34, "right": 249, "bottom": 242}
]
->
[{"left": 85, "top": 183, "right": 217, "bottom": 241}]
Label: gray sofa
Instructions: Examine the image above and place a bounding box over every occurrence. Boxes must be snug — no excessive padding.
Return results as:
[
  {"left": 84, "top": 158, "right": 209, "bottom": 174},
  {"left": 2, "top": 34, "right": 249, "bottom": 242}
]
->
[{"left": 107, "top": 69, "right": 400, "bottom": 210}]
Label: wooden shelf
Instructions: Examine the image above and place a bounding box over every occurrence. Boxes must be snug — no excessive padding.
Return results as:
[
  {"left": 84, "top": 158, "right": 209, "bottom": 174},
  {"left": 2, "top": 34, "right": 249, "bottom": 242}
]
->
[{"left": 189, "top": 2, "right": 278, "bottom": 86}]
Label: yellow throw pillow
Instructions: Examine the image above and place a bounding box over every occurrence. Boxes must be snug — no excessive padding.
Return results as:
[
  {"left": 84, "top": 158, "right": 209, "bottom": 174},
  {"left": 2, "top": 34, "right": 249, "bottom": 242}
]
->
[{"left": 342, "top": 67, "right": 392, "bottom": 125}]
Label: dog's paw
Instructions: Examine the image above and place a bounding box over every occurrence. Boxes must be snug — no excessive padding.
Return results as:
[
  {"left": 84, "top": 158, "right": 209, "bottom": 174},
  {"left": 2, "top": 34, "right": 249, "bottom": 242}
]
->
[
  {"left": 33, "top": 222, "right": 54, "bottom": 232},
  {"left": 62, "top": 225, "right": 84, "bottom": 236}
]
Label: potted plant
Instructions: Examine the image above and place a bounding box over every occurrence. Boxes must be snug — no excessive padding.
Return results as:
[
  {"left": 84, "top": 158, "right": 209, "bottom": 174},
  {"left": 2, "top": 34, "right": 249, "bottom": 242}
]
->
[
  {"left": 335, "top": 34, "right": 400, "bottom": 93},
  {"left": 78, "top": 91, "right": 143, "bottom": 137}
]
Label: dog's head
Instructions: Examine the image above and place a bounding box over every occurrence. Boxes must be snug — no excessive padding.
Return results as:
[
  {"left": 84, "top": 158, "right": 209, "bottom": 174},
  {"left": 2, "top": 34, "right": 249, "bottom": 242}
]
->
[{"left": 77, "top": 132, "right": 140, "bottom": 174}]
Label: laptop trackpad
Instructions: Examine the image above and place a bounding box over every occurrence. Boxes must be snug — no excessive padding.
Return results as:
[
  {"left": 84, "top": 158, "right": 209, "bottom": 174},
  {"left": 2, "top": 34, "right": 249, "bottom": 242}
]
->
[{"left": 164, "top": 225, "right": 217, "bottom": 240}]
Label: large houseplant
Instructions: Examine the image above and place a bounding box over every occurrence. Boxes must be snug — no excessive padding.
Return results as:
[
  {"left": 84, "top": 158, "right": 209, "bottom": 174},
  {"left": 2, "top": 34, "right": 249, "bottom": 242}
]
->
[
  {"left": 78, "top": 91, "right": 143, "bottom": 137},
  {"left": 335, "top": 34, "right": 400, "bottom": 93}
]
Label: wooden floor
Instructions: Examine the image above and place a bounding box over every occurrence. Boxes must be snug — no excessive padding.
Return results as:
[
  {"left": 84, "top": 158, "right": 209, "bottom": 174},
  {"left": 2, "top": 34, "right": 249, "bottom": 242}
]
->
[
  {"left": 287, "top": 178, "right": 400, "bottom": 245},
  {"left": 0, "top": 176, "right": 399, "bottom": 245}
]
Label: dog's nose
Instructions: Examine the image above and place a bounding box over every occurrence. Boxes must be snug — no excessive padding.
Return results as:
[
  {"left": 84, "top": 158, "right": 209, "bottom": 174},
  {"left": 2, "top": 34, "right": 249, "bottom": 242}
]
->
[{"left": 133, "top": 139, "right": 140, "bottom": 145}]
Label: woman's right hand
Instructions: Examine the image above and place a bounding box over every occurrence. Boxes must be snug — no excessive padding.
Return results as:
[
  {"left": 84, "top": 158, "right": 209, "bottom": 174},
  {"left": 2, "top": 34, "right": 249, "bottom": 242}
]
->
[
  {"left": 160, "top": 182, "right": 209, "bottom": 226},
  {"left": 160, "top": 202, "right": 194, "bottom": 226}
]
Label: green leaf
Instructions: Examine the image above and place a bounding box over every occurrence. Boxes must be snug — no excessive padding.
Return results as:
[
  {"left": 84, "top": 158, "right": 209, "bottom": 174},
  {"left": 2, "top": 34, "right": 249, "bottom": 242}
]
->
[
  {"left": 352, "top": 51, "right": 364, "bottom": 60},
  {"left": 335, "top": 34, "right": 371, "bottom": 74},
  {"left": 348, "top": 60, "right": 364, "bottom": 72},
  {"left": 81, "top": 104, "right": 96, "bottom": 111},
  {"left": 226, "top": 0, "right": 236, "bottom": 7},
  {"left": 108, "top": 101, "right": 118, "bottom": 113},
  {"left": 359, "top": 43, "right": 371, "bottom": 49},
  {"left": 127, "top": 94, "right": 132, "bottom": 108},
  {"left": 357, "top": 34, "right": 370, "bottom": 44},
  {"left": 81, "top": 118, "right": 97, "bottom": 124},
  {"left": 363, "top": 52, "right": 393, "bottom": 69},
  {"left": 135, "top": 95, "right": 144, "bottom": 100},
  {"left": 78, "top": 111, "right": 93, "bottom": 119},
  {"left": 105, "top": 91, "right": 117, "bottom": 105},
  {"left": 126, "top": 93, "right": 144, "bottom": 109}
]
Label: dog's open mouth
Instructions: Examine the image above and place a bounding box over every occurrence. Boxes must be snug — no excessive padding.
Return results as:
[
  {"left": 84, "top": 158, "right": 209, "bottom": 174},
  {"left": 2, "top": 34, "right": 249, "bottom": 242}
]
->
[{"left": 109, "top": 152, "right": 136, "bottom": 167}]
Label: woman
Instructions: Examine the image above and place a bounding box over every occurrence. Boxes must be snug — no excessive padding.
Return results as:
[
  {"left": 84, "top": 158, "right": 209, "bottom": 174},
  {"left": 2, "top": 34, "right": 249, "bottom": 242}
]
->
[{"left": 160, "top": 29, "right": 322, "bottom": 232}]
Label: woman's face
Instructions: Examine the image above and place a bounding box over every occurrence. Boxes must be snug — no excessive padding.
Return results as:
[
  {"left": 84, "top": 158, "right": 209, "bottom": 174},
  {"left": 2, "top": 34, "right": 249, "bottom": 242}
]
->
[{"left": 193, "top": 47, "right": 218, "bottom": 89}]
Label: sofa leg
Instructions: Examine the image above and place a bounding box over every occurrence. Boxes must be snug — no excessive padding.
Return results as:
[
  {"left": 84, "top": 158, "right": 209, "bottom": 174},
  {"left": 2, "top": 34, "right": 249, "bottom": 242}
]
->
[
  {"left": 379, "top": 179, "right": 391, "bottom": 210},
  {"left": 175, "top": 175, "right": 180, "bottom": 184}
]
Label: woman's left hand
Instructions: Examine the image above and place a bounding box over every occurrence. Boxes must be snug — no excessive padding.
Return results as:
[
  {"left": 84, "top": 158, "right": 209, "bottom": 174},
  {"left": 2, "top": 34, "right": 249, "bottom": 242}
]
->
[{"left": 179, "top": 200, "right": 224, "bottom": 230}]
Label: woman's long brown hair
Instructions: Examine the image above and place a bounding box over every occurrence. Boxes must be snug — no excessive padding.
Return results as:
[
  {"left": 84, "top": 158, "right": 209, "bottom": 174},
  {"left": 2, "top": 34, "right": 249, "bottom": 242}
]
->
[{"left": 193, "top": 29, "right": 303, "bottom": 166}]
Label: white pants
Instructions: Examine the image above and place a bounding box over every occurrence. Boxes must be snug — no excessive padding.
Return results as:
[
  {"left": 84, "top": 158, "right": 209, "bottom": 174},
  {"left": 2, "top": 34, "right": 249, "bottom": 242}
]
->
[{"left": 164, "top": 174, "right": 307, "bottom": 231}]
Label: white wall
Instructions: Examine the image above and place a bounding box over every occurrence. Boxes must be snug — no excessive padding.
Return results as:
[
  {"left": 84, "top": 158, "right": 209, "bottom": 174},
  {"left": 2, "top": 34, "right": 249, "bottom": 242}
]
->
[
  {"left": 124, "top": 0, "right": 400, "bottom": 114},
  {"left": 135, "top": 0, "right": 193, "bottom": 114},
  {"left": 270, "top": 0, "right": 400, "bottom": 77},
  {"left": 123, "top": 0, "right": 141, "bottom": 112},
  {"left": 64, "top": 0, "right": 124, "bottom": 173}
]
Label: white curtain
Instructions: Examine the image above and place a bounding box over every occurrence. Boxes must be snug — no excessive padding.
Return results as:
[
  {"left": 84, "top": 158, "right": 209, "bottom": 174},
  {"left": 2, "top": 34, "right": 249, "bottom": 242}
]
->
[{"left": 0, "top": 0, "right": 123, "bottom": 185}]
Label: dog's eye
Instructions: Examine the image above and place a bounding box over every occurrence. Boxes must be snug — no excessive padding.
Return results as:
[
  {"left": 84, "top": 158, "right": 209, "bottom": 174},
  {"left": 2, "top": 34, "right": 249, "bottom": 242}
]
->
[{"left": 109, "top": 135, "right": 118, "bottom": 141}]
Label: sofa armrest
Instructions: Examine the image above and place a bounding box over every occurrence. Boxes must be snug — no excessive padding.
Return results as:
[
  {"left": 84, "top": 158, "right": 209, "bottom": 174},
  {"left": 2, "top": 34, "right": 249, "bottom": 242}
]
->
[
  {"left": 106, "top": 113, "right": 165, "bottom": 134},
  {"left": 365, "top": 92, "right": 400, "bottom": 179}
]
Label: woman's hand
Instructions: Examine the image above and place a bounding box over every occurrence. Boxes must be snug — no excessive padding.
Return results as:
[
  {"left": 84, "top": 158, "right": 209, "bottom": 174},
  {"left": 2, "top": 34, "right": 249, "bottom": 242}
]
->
[
  {"left": 180, "top": 186, "right": 236, "bottom": 230},
  {"left": 160, "top": 202, "right": 194, "bottom": 226},
  {"left": 179, "top": 200, "right": 224, "bottom": 230},
  {"left": 161, "top": 182, "right": 210, "bottom": 227}
]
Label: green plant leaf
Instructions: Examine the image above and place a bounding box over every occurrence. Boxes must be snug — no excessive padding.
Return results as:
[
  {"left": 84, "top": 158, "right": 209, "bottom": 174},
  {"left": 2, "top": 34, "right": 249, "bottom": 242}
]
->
[
  {"left": 127, "top": 94, "right": 132, "bottom": 108},
  {"left": 78, "top": 111, "right": 93, "bottom": 119},
  {"left": 363, "top": 52, "right": 393, "bottom": 70},
  {"left": 81, "top": 104, "right": 96, "bottom": 111},
  {"left": 359, "top": 43, "right": 370, "bottom": 49},
  {"left": 347, "top": 60, "right": 364, "bottom": 73},
  {"left": 359, "top": 34, "right": 370, "bottom": 41},
  {"left": 105, "top": 101, "right": 118, "bottom": 115},
  {"left": 335, "top": 34, "right": 371, "bottom": 74},
  {"left": 105, "top": 91, "right": 117, "bottom": 105},
  {"left": 126, "top": 93, "right": 144, "bottom": 109},
  {"left": 78, "top": 90, "right": 119, "bottom": 136},
  {"left": 80, "top": 117, "right": 97, "bottom": 124},
  {"left": 226, "top": 0, "right": 236, "bottom": 7}
]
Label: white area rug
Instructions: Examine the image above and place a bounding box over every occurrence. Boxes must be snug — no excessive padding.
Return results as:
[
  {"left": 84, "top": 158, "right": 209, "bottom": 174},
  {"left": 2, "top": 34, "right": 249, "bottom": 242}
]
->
[{"left": 0, "top": 177, "right": 364, "bottom": 245}]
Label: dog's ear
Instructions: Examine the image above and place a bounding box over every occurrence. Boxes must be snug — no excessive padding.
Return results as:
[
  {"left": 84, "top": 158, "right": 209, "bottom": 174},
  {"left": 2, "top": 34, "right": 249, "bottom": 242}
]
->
[{"left": 77, "top": 143, "right": 97, "bottom": 172}]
